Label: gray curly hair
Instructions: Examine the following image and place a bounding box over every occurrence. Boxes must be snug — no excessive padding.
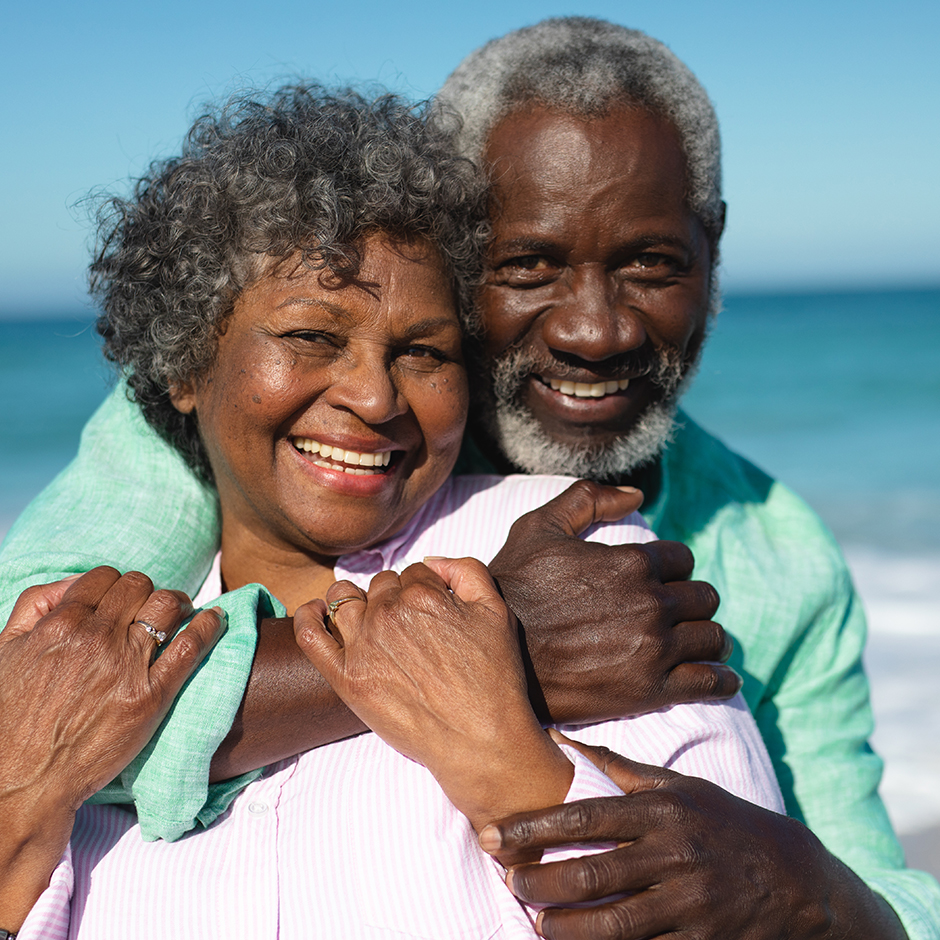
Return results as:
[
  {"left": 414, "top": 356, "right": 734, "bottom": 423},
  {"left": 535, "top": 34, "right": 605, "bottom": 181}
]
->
[
  {"left": 436, "top": 16, "right": 723, "bottom": 250},
  {"left": 92, "top": 83, "right": 488, "bottom": 481}
]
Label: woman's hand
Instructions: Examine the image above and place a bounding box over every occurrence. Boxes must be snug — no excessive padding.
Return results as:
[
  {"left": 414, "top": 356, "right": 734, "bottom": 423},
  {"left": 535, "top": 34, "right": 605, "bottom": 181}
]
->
[
  {"left": 293, "top": 559, "right": 573, "bottom": 837},
  {"left": 0, "top": 566, "right": 225, "bottom": 928}
]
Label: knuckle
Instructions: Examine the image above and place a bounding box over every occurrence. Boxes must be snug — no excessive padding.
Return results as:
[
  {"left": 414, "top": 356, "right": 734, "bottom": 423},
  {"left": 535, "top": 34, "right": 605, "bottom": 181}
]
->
[
  {"left": 120, "top": 570, "right": 155, "bottom": 594},
  {"left": 584, "top": 901, "right": 643, "bottom": 940},
  {"left": 144, "top": 589, "right": 187, "bottom": 619}
]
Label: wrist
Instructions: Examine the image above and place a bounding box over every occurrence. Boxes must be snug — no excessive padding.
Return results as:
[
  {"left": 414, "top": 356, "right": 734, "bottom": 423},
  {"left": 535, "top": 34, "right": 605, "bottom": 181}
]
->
[
  {"left": 431, "top": 719, "right": 574, "bottom": 833},
  {"left": 0, "top": 794, "right": 74, "bottom": 931}
]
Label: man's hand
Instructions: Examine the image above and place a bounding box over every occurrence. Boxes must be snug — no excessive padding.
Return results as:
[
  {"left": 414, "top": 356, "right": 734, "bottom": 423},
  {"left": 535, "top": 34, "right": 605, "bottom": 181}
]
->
[
  {"left": 488, "top": 481, "right": 740, "bottom": 724},
  {"left": 480, "top": 734, "right": 907, "bottom": 940}
]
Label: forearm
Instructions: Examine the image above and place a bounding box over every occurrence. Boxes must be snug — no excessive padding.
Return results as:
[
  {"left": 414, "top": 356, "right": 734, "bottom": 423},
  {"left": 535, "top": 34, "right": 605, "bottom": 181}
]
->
[{"left": 209, "top": 617, "right": 367, "bottom": 781}]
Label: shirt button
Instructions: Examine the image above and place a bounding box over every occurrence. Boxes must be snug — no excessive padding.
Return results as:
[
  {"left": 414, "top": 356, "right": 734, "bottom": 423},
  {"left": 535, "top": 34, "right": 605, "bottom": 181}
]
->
[{"left": 248, "top": 801, "right": 269, "bottom": 816}]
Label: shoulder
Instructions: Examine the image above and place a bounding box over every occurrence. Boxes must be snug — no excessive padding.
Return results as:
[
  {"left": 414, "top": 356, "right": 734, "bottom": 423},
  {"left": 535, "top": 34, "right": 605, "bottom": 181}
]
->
[{"left": 660, "top": 412, "right": 849, "bottom": 582}]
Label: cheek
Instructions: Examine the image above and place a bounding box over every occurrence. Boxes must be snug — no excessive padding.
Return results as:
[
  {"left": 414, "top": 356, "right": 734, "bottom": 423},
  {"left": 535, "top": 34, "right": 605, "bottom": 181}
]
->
[
  {"left": 417, "top": 373, "right": 469, "bottom": 453},
  {"left": 479, "top": 286, "right": 539, "bottom": 357}
]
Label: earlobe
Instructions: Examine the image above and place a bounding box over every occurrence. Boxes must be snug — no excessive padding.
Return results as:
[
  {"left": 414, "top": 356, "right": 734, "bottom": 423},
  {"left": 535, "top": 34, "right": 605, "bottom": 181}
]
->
[{"left": 169, "top": 379, "right": 197, "bottom": 415}]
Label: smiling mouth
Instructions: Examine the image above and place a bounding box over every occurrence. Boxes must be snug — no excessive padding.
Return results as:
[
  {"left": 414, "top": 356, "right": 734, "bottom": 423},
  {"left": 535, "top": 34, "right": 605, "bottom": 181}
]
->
[
  {"left": 292, "top": 436, "right": 393, "bottom": 475},
  {"left": 538, "top": 377, "right": 631, "bottom": 399}
]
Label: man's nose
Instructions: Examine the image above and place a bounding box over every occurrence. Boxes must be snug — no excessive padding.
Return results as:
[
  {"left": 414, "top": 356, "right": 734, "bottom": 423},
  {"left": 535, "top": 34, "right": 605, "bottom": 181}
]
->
[
  {"left": 322, "top": 352, "right": 407, "bottom": 425},
  {"left": 541, "top": 265, "right": 646, "bottom": 362}
]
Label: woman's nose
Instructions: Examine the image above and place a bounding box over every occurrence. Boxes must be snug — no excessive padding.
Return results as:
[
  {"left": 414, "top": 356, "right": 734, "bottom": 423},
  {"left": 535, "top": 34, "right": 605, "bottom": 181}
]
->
[
  {"left": 323, "top": 352, "right": 407, "bottom": 425},
  {"left": 540, "top": 265, "right": 647, "bottom": 362}
]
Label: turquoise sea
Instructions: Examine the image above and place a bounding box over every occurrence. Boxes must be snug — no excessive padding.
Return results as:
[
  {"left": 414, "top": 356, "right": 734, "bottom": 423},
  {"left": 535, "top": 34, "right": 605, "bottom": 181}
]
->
[{"left": 1, "top": 287, "right": 939, "bottom": 855}]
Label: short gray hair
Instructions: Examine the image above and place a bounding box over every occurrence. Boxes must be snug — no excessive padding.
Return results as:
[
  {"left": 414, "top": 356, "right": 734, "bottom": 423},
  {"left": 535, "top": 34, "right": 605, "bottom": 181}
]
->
[
  {"left": 436, "top": 16, "right": 723, "bottom": 248},
  {"left": 92, "top": 84, "right": 488, "bottom": 481}
]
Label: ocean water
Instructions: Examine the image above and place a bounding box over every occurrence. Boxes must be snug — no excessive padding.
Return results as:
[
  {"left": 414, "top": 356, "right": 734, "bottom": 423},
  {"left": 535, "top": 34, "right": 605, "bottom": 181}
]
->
[{"left": 1, "top": 288, "right": 939, "bottom": 844}]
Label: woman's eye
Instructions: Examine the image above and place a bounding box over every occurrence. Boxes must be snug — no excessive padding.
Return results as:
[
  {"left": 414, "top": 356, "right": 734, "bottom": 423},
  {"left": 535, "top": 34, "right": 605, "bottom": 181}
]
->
[
  {"left": 399, "top": 345, "right": 452, "bottom": 372},
  {"left": 285, "top": 330, "right": 339, "bottom": 347}
]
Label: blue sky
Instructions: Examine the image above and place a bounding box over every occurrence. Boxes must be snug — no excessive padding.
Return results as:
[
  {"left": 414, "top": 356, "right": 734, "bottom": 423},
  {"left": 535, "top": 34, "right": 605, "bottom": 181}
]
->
[{"left": 2, "top": 0, "right": 938, "bottom": 316}]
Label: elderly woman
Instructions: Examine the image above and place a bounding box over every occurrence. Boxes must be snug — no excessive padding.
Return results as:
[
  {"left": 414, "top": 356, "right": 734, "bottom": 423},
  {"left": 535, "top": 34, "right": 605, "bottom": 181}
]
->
[{"left": 0, "top": 84, "right": 782, "bottom": 939}]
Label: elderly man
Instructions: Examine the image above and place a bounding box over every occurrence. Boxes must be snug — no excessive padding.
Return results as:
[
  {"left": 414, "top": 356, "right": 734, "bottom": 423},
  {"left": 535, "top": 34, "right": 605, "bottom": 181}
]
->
[{"left": 2, "top": 16, "right": 938, "bottom": 940}]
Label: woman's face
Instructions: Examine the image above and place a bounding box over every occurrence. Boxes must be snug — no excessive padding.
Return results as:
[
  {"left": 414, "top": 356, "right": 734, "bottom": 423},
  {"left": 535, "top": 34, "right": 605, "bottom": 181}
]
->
[{"left": 173, "top": 233, "right": 468, "bottom": 561}]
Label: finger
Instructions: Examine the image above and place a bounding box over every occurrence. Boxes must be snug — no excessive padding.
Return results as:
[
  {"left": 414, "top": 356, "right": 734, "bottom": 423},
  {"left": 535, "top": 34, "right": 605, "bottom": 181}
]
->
[
  {"left": 667, "top": 615, "right": 731, "bottom": 663},
  {"left": 126, "top": 589, "right": 196, "bottom": 656},
  {"left": 547, "top": 730, "right": 677, "bottom": 795},
  {"left": 93, "top": 570, "right": 157, "bottom": 636},
  {"left": 51, "top": 565, "right": 123, "bottom": 610},
  {"left": 422, "top": 556, "right": 503, "bottom": 608},
  {"left": 535, "top": 891, "right": 674, "bottom": 940},
  {"left": 636, "top": 540, "right": 696, "bottom": 583},
  {"left": 294, "top": 598, "right": 347, "bottom": 675},
  {"left": 323, "top": 580, "right": 368, "bottom": 635},
  {"left": 3, "top": 574, "right": 84, "bottom": 639},
  {"left": 509, "top": 843, "right": 655, "bottom": 908},
  {"left": 480, "top": 796, "right": 641, "bottom": 858},
  {"left": 148, "top": 606, "right": 227, "bottom": 699},
  {"left": 662, "top": 661, "right": 742, "bottom": 703},
  {"left": 658, "top": 578, "right": 721, "bottom": 622},
  {"left": 519, "top": 481, "right": 644, "bottom": 539}
]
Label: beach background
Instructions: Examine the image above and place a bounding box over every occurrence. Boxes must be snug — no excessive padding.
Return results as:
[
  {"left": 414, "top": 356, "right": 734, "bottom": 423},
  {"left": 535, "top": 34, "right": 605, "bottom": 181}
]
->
[
  {"left": 3, "top": 289, "right": 939, "bottom": 877},
  {"left": 1, "top": 0, "right": 938, "bottom": 882}
]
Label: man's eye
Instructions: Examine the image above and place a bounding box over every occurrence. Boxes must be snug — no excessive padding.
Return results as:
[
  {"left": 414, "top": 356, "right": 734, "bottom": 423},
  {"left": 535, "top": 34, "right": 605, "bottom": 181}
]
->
[
  {"left": 510, "top": 254, "right": 552, "bottom": 271},
  {"left": 489, "top": 254, "right": 559, "bottom": 287},
  {"left": 627, "top": 253, "right": 683, "bottom": 275}
]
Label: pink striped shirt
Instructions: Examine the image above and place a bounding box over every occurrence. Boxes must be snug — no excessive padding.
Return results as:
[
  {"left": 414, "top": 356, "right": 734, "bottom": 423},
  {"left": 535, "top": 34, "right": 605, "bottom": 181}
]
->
[{"left": 21, "top": 475, "right": 784, "bottom": 939}]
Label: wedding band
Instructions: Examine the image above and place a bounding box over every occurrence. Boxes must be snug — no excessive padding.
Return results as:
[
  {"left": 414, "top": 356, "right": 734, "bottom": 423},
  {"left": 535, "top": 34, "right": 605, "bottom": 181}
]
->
[
  {"left": 135, "top": 620, "right": 167, "bottom": 646},
  {"left": 326, "top": 596, "right": 360, "bottom": 624}
]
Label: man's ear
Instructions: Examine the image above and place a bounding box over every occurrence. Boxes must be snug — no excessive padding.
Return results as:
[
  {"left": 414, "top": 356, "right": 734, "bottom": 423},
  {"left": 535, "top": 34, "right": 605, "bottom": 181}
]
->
[{"left": 169, "top": 379, "right": 197, "bottom": 415}]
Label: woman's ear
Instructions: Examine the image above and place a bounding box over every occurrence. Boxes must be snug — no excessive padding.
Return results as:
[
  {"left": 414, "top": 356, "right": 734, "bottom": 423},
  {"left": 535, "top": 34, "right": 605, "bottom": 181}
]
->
[{"left": 169, "top": 380, "right": 197, "bottom": 415}]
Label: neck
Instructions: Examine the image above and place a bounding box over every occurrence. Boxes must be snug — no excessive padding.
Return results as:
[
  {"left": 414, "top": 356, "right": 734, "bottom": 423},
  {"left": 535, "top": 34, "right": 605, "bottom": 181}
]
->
[{"left": 219, "top": 523, "right": 337, "bottom": 616}]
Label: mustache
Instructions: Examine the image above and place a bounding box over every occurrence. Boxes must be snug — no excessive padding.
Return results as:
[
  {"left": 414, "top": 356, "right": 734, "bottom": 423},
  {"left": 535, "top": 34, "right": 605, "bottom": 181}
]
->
[{"left": 487, "top": 344, "right": 687, "bottom": 404}]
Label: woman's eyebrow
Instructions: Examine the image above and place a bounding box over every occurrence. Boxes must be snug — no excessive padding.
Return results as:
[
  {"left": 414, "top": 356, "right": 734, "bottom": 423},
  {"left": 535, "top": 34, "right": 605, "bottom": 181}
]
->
[
  {"left": 399, "top": 316, "right": 463, "bottom": 339},
  {"left": 275, "top": 297, "right": 354, "bottom": 321}
]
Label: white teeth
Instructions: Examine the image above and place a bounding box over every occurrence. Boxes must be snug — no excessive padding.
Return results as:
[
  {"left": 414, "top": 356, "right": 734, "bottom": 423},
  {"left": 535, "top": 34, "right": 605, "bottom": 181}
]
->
[
  {"left": 292, "top": 437, "right": 391, "bottom": 472},
  {"left": 547, "top": 378, "right": 630, "bottom": 398}
]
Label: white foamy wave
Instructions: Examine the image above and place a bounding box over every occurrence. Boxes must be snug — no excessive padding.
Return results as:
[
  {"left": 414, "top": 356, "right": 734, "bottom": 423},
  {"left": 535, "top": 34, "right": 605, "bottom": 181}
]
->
[{"left": 847, "top": 546, "right": 940, "bottom": 834}]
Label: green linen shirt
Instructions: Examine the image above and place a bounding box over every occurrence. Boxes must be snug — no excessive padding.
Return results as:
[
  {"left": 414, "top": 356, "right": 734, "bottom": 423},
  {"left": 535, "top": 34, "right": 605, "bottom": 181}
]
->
[{"left": 1, "top": 382, "right": 938, "bottom": 938}]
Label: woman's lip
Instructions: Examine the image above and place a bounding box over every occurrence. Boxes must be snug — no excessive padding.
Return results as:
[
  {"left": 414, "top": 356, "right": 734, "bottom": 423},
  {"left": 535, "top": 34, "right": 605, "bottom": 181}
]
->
[
  {"left": 289, "top": 442, "right": 402, "bottom": 494},
  {"left": 291, "top": 435, "right": 394, "bottom": 469}
]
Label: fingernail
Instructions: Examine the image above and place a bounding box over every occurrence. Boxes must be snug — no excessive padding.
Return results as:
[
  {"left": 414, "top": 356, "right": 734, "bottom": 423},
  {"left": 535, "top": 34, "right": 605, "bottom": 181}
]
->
[
  {"left": 505, "top": 868, "right": 516, "bottom": 895},
  {"left": 478, "top": 824, "right": 503, "bottom": 853},
  {"left": 535, "top": 911, "right": 546, "bottom": 936},
  {"left": 423, "top": 555, "right": 445, "bottom": 561},
  {"left": 616, "top": 485, "right": 639, "bottom": 493},
  {"left": 211, "top": 606, "right": 228, "bottom": 625}
]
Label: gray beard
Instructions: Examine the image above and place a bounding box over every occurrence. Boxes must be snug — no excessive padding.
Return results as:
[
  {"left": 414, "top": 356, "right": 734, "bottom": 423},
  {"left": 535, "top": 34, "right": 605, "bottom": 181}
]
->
[{"left": 479, "top": 344, "right": 697, "bottom": 482}]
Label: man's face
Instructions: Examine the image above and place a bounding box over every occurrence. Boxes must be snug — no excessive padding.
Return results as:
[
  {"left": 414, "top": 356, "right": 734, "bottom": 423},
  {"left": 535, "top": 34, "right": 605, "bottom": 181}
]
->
[{"left": 477, "top": 103, "right": 718, "bottom": 479}]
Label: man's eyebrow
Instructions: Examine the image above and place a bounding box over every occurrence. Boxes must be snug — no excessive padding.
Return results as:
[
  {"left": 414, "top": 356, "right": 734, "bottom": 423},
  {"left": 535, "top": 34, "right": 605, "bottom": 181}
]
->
[{"left": 489, "top": 237, "right": 562, "bottom": 256}]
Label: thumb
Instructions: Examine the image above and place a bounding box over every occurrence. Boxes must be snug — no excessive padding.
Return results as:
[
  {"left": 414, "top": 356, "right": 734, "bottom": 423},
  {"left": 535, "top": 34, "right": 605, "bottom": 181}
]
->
[
  {"left": 531, "top": 480, "right": 644, "bottom": 539},
  {"left": 547, "top": 728, "right": 677, "bottom": 793},
  {"left": 2, "top": 574, "right": 84, "bottom": 640}
]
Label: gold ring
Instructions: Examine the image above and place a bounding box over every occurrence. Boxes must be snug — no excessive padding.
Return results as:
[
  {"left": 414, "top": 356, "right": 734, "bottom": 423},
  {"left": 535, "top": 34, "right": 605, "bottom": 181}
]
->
[
  {"left": 135, "top": 619, "right": 167, "bottom": 647},
  {"left": 326, "top": 596, "right": 360, "bottom": 625}
]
